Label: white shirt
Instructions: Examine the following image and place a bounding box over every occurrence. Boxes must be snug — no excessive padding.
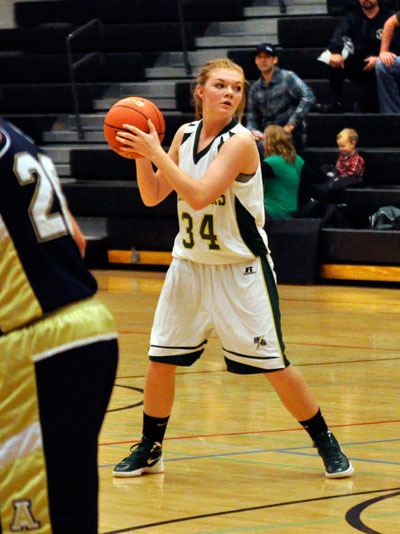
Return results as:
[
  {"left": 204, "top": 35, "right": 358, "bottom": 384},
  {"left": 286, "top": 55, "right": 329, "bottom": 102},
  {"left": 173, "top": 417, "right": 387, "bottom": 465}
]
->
[{"left": 172, "top": 119, "right": 270, "bottom": 264}]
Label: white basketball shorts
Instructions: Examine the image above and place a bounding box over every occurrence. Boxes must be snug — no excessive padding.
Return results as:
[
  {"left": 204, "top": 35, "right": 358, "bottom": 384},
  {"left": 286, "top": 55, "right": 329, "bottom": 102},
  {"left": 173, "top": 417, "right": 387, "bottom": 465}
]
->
[{"left": 148, "top": 255, "right": 290, "bottom": 374}]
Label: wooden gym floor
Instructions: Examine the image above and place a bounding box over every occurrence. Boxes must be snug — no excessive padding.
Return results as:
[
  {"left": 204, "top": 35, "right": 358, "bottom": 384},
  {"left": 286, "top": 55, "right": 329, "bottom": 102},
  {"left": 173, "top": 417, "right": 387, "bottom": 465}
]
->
[{"left": 94, "top": 269, "right": 400, "bottom": 533}]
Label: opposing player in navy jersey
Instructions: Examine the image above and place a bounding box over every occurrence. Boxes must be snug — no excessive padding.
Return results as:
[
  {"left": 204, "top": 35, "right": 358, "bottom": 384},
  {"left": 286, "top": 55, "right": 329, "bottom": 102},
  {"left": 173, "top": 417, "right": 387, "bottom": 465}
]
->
[
  {"left": 0, "top": 118, "right": 119, "bottom": 533},
  {"left": 112, "top": 59, "right": 353, "bottom": 480}
]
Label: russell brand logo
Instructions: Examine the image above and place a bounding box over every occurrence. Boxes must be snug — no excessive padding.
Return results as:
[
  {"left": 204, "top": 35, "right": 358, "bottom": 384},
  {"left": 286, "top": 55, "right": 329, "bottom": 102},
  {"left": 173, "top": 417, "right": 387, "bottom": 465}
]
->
[{"left": 244, "top": 266, "right": 255, "bottom": 275}]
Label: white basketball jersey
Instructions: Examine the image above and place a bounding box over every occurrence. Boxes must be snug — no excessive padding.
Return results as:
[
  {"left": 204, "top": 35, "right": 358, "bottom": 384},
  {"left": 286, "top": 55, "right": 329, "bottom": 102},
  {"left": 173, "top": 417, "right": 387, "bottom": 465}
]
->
[{"left": 172, "top": 119, "right": 270, "bottom": 264}]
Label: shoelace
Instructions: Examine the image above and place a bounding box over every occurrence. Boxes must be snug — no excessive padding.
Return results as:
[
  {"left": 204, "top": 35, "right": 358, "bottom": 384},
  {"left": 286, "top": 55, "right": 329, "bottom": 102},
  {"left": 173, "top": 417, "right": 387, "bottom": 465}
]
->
[{"left": 118, "top": 442, "right": 148, "bottom": 463}]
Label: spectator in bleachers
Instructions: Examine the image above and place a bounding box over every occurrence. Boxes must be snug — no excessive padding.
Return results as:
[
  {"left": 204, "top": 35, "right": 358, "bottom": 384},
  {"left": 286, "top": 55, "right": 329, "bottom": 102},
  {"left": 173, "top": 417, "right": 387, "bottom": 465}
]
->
[
  {"left": 246, "top": 42, "right": 315, "bottom": 155},
  {"left": 321, "top": 0, "right": 399, "bottom": 112},
  {"left": 262, "top": 125, "right": 303, "bottom": 219},
  {"left": 376, "top": 11, "right": 400, "bottom": 111},
  {"left": 311, "top": 128, "right": 365, "bottom": 202},
  {"left": 296, "top": 127, "right": 364, "bottom": 221}
]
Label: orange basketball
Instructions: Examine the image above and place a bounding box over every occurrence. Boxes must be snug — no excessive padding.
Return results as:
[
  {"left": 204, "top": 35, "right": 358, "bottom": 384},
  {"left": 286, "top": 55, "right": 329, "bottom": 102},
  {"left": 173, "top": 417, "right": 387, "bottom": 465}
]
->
[{"left": 103, "top": 96, "right": 166, "bottom": 159}]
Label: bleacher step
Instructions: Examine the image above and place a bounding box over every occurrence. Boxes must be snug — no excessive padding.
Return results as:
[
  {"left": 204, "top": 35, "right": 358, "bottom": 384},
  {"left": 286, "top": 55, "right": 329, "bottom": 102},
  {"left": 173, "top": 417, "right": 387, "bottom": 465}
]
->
[
  {"left": 56, "top": 164, "right": 71, "bottom": 177},
  {"left": 93, "top": 97, "right": 177, "bottom": 111},
  {"left": 150, "top": 49, "right": 230, "bottom": 68},
  {"left": 145, "top": 67, "right": 190, "bottom": 80},
  {"left": 42, "top": 144, "right": 107, "bottom": 163},
  {"left": 245, "top": 5, "right": 327, "bottom": 17},
  {"left": 203, "top": 19, "right": 276, "bottom": 35},
  {"left": 320, "top": 264, "right": 400, "bottom": 283},
  {"left": 196, "top": 35, "right": 276, "bottom": 48},
  {"left": 99, "top": 81, "right": 177, "bottom": 99},
  {"left": 320, "top": 228, "right": 400, "bottom": 265},
  {"left": 43, "top": 131, "right": 107, "bottom": 143}
]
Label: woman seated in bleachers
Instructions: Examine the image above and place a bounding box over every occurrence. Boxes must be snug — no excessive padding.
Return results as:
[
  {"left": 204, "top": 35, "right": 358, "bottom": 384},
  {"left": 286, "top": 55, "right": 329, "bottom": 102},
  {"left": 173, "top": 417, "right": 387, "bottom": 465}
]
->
[{"left": 262, "top": 124, "right": 304, "bottom": 219}]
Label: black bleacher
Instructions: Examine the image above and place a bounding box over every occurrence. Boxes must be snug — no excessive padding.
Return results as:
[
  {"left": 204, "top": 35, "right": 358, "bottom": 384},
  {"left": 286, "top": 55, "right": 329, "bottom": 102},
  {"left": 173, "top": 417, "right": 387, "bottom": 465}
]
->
[
  {"left": 278, "top": 16, "right": 340, "bottom": 48},
  {"left": 327, "top": 0, "right": 400, "bottom": 16},
  {"left": 22, "top": 23, "right": 197, "bottom": 54},
  {"left": 3, "top": 0, "right": 400, "bottom": 282},
  {"left": 0, "top": 53, "right": 145, "bottom": 84},
  {"left": 1, "top": 0, "right": 248, "bottom": 265},
  {"left": 221, "top": 10, "right": 400, "bottom": 276},
  {"left": 14, "top": 0, "right": 244, "bottom": 26},
  {"left": 0, "top": 84, "right": 96, "bottom": 113}
]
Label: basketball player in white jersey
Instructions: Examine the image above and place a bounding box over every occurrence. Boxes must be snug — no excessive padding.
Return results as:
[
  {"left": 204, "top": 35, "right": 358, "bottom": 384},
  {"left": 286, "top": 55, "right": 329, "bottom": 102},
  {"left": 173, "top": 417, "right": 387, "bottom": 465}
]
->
[{"left": 112, "top": 59, "right": 353, "bottom": 480}]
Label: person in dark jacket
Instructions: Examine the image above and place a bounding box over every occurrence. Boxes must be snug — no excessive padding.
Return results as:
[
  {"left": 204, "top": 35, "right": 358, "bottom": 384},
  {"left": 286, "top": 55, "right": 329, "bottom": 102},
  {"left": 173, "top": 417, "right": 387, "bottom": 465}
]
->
[
  {"left": 247, "top": 43, "right": 315, "bottom": 154},
  {"left": 323, "top": 0, "right": 400, "bottom": 111}
]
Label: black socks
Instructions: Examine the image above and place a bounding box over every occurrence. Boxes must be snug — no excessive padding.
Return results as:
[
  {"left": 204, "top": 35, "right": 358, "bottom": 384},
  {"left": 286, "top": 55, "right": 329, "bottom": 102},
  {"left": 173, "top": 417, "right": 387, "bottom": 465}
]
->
[
  {"left": 299, "top": 409, "right": 329, "bottom": 442},
  {"left": 142, "top": 412, "right": 170, "bottom": 444}
]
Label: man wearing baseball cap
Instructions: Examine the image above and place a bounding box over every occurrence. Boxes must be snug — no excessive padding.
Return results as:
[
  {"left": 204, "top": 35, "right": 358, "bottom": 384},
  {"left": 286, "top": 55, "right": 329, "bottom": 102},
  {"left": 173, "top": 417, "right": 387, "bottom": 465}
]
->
[{"left": 247, "top": 42, "right": 315, "bottom": 154}]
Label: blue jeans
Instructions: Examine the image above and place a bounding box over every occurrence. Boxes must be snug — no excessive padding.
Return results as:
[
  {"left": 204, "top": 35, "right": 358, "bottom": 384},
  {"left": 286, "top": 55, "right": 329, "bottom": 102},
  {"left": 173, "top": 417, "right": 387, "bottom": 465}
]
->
[{"left": 376, "top": 58, "right": 400, "bottom": 113}]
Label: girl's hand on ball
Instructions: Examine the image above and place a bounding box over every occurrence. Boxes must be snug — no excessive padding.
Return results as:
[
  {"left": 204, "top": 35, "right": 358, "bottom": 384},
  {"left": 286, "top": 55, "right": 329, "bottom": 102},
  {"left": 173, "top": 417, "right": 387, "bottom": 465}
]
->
[{"left": 117, "top": 119, "right": 160, "bottom": 159}]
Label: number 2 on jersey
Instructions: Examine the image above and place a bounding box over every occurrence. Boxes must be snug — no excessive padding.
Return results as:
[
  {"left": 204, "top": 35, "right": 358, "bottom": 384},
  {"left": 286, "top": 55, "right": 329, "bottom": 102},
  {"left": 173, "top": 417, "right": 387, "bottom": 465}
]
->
[
  {"left": 14, "top": 152, "right": 71, "bottom": 242},
  {"left": 181, "top": 212, "right": 220, "bottom": 250}
]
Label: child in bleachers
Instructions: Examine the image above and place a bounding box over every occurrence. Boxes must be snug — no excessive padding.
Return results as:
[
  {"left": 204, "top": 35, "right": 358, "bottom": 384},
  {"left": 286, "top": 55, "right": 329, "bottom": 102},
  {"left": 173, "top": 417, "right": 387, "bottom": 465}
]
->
[{"left": 311, "top": 127, "right": 365, "bottom": 203}]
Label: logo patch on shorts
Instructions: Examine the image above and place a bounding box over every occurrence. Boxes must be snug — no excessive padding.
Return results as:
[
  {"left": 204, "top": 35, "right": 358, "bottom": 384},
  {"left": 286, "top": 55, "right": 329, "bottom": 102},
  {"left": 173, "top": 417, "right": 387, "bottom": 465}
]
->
[
  {"left": 254, "top": 335, "right": 267, "bottom": 349},
  {"left": 244, "top": 265, "right": 255, "bottom": 275},
  {"left": 10, "top": 499, "right": 41, "bottom": 531}
]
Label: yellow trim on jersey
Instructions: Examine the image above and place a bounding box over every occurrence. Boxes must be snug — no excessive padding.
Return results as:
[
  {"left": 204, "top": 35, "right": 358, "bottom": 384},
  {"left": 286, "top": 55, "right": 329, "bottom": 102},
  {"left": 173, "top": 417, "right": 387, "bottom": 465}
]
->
[
  {"left": 0, "top": 297, "right": 117, "bottom": 363},
  {"left": 0, "top": 422, "right": 42, "bottom": 470},
  {"left": 0, "top": 231, "right": 43, "bottom": 334},
  {"left": 0, "top": 319, "right": 50, "bottom": 532},
  {"left": 0, "top": 297, "right": 117, "bottom": 533}
]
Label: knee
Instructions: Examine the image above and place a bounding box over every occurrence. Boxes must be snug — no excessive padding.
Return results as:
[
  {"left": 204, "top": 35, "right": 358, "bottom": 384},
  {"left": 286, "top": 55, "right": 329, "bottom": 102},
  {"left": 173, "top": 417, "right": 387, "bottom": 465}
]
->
[
  {"left": 148, "top": 361, "right": 176, "bottom": 376},
  {"left": 264, "top": 366, "right": 289, "bottom": 386},
  {"left": 375, "top": 59, "right": 386, "bottom": 75},
  {"left": 375, "top": 59, "right": 395, "bottom": 76}
]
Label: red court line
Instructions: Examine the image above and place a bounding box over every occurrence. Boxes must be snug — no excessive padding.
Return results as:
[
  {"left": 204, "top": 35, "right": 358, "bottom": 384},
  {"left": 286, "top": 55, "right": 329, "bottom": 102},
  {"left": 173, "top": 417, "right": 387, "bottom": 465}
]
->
[
  {"left": 286, "top": 340, "right": 400, "bottom": 352},
  {"left": 99, "top": 418, "right": 400, "bottom": 447},
  {"left": 115, "top": 355, "right": 400, "bottom": 381},
  {"left": 280, "top": 295, "right": 400, "bottom": 307},
  {"left": 116, "top": 330, "right": 400, "bottom": 354},
  {"left": 297, "top": 356, "right": 400, "bottom": 366}
]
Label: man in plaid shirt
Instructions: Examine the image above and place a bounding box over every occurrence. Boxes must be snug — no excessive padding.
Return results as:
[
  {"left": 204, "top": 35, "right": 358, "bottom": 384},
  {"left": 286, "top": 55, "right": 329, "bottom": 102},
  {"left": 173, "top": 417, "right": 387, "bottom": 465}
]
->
[{"left": 246, "top": 43, "right": 315, "bottom": 155}]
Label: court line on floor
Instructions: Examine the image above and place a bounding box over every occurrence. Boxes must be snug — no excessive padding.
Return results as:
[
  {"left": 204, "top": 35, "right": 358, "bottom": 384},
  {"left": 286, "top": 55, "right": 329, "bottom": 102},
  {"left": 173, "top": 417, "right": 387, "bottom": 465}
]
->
[
  {"left": 99, "top": 419, "right": 400, "bottom": 447},
  {"left": 100, "top": 486, "right": 400, "bottom": 533},
  {"left": 117, "top": 328, "right": 400, "bottom": 353},
  {"left": 100, "top": 437, "right": 400, "bottom": 470}
]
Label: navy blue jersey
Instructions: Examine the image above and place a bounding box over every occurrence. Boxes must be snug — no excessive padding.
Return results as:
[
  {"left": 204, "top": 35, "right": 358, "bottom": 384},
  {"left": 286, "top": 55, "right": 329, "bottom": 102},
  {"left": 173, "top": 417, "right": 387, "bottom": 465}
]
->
[{"left": 0, "top": 118, "right": 97, "bottom": 334}]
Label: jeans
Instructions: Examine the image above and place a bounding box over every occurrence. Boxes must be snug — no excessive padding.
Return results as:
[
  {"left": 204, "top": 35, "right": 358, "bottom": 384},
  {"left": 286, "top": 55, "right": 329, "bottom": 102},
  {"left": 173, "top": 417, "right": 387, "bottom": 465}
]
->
[{"left": 376, "top": 58, "right": 400, "bottom": 113}]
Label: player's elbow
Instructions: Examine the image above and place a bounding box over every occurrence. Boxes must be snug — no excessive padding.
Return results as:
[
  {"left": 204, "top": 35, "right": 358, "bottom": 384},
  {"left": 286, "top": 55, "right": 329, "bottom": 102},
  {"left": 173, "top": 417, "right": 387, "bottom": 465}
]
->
[
  {"left": 140, "top": 193, "right": 162, "bottom": 207},
  {"left": 142, "top": 197, "right": 160, "bottom": 207},
  {"left": 187, "top": 197, "right": 210, "bottom": 211}
]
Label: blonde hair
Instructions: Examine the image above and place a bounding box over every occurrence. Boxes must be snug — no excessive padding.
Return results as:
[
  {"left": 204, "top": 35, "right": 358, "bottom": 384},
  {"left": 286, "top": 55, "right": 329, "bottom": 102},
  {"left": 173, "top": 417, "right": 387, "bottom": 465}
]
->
[
  {"left": 337, "top": 128, "right": 359, "bottom": 145},
  {"left": 193, "top": 58, "right": 247, "bottom": 121},
  {"left": 264, "top": 124, "right": 296, "bottom": 164}
]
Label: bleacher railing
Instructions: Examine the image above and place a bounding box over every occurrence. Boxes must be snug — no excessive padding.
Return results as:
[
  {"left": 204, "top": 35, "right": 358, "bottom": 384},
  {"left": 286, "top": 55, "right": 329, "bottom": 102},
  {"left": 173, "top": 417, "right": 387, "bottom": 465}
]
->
[
  {"left": 66, "top": 18, "right": 104, "bottom": 140},
  {"left": 177, "top": 0, "right": 191, "bottom": 75}
]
